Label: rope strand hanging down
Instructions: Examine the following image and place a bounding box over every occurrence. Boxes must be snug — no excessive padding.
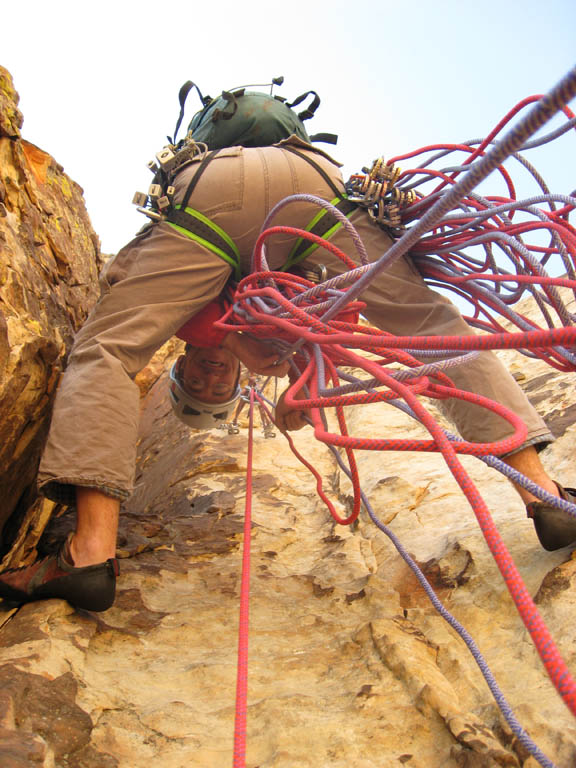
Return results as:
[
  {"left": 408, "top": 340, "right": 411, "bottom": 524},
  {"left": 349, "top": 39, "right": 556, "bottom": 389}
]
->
[{"left": 225, "top": 67, "right": 576, "bottom": 768}]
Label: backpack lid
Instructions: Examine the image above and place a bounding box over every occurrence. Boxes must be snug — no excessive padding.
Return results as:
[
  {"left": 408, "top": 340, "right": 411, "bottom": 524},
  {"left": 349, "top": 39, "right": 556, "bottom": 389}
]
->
[{"left": 189, "top": 90, "right": 313, "bottom": 149}]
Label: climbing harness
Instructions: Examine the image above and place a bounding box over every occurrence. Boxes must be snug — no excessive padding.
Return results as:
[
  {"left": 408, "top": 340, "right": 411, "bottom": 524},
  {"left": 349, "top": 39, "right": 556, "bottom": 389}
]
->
[
  {"left": 131, "top": 77, "right": 350, "bottom": 282},
  {"left": 133, "top": 147, "right": 356, "bottom": 281},
  {"left": 222, "top": 66, "right": 576, "bottom": 768}
]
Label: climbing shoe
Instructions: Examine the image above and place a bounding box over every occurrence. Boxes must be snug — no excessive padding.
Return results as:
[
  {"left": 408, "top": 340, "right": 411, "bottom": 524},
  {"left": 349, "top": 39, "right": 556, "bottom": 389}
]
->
[
  {"left": 0, "top": 536, "right": 118, "bottom": 612},
  {"left": 526, "top": 484, "right": 576, "bottom": 551}
]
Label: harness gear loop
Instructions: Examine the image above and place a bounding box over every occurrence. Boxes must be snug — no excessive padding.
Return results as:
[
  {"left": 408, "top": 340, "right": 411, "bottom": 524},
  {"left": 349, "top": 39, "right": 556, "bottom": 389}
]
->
[{"left": 345, "top": 157, "right": 411, "bottom": 233}]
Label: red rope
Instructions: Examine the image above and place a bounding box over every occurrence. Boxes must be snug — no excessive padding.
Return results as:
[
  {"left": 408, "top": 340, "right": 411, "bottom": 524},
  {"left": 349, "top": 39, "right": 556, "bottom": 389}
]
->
[
  {"left": 220, "top": 87, "right": 576, "bottom": 728},
  {"left": 215, "top": 224, "right": 576, "bottom": 719},
  {"left": 233, "top": 387, "right": 255, "bottom": 768},
  {"left": 389, "top": 94, "right": 576, "bottom": 205}
]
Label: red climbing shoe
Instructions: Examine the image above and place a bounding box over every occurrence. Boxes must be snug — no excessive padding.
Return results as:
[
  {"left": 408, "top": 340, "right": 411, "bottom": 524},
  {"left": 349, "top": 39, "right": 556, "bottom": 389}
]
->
[
  {"left": 0, "top": 536, "right": 118, "bottom": 612},
  {"left": 526, "top": 484, "right": 576, "bottom": 551}
]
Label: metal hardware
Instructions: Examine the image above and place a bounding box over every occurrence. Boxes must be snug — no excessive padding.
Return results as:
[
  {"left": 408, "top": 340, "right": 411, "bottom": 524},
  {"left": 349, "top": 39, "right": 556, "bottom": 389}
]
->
[
  {"left": 156, "top": 147, "right": 176, "bottom": 166},
  {"left": 301, "top": 263, "right": 328, "bottom": 284},
  {"left": 136, "top": 206, "right": 163, "bottom": 221},
  {"left": 257, "top": 401, "right": 276, "bottom": 438},
  {"left": 132, "top": 191, "right": 148, "bottom": 207},
  {"left": 217, "top": 377, "right": 278, "bottom": 438},
  {"left": 345, "top": 157, "right": 412, "bottom": 233}
]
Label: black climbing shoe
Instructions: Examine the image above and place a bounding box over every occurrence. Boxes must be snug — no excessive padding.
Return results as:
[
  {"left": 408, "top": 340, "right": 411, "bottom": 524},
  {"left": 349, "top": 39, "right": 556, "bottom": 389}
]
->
[
  {"left": 526, "top": 484, "right": 576, "bottom": 551},
  {"left": 0, "top": 536, "right": 118, "bottom": 612}
]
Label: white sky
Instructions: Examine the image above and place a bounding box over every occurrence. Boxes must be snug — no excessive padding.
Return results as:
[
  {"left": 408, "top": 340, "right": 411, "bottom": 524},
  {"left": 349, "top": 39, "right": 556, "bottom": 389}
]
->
[{"left": 2, "top": 0, "right": 575, "bottom": 255}]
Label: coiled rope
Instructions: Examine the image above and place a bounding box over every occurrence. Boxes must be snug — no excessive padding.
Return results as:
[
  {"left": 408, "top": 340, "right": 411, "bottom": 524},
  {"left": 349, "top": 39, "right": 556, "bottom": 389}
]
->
[{"left": 224, "top": 66, "right": 576, "bottom": 767}]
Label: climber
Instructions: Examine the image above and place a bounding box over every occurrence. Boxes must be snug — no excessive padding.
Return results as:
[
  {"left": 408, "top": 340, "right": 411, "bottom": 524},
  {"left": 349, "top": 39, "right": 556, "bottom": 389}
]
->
[
  {"left": 0, "top": 80, "right": 574, "bottom": 614},
  {"left": 0, "top": 293, "right": 288, "bottom": 612}
]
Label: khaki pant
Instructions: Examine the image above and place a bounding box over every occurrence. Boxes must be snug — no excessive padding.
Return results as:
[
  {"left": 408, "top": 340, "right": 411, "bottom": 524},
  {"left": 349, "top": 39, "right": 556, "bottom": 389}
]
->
[{"left": 38, "top": 142, "right": 552, "bottom": 504}]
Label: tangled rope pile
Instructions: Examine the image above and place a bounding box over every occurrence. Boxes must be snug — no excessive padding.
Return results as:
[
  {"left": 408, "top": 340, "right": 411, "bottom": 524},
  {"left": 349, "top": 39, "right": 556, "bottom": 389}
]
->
[
  {"left": 221, "top": 66, "right": 576, "bottom": 768},
  {"left": 394, "top": 97, "right": 576, "bottom": 372}
]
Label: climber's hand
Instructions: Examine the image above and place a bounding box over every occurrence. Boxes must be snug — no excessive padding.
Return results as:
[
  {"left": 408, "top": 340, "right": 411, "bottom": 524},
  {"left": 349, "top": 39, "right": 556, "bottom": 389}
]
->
[
  {"left": 222, "top": 333, "right": 290, "bottom": 377},
  {"left": 274, "top": 387, "right": 309, "bottom": 432}
]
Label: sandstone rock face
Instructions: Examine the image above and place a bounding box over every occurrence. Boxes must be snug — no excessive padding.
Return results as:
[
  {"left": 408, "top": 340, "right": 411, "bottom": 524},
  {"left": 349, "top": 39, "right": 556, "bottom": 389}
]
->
[
  {"left": 0, "top": 67, "right": 103, "bottom": 557},
  {"left": 0, "top": 332, "right": 575, "bottom": 767}
]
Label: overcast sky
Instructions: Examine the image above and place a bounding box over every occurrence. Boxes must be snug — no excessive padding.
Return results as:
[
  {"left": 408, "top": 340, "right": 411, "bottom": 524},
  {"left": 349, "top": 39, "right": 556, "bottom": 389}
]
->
[{"left": 3, "top": 0, "right": 575, "bottom": 255}]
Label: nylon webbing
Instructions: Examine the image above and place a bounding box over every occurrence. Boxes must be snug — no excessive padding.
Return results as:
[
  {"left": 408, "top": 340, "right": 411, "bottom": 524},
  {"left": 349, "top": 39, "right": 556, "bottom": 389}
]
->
[
  {"left": 283, "top": 197, "right": 357, "bottom": 269},
  {"left": 278, "top": 146, "right": 358, "bottom": 269},
  {"left": 280, "top": 145, "right": 344, "bottom": 199},
  {"left": 166, "top": 206, "right": 241, "bottom": 280},
  {"left": 180, "top": 149, "right": 221, "bottom": 210}
]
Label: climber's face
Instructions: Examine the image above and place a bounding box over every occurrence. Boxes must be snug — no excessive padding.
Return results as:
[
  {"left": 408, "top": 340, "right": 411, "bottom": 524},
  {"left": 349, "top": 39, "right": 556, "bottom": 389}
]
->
[{"left": 177, "top": 346, "right": 241, "bottom": 404}]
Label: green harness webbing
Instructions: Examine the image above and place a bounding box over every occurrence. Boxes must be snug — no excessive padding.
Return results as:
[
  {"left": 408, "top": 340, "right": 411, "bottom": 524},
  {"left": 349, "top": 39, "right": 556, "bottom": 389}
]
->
[
  {"left": 279, "top": 145, "right": 357, "bottom": 270},
  {"left": 281, "top": 195, "right": 356, "bottom": 270},
  {"left": 165, "top": 145, "right": 357, "bottom": 280},
  {"left": 165, "top": 148, "right": 242, "bottom": 280},
  {"left": 167, "top": 206, "right": 242, "bottom": 280}
]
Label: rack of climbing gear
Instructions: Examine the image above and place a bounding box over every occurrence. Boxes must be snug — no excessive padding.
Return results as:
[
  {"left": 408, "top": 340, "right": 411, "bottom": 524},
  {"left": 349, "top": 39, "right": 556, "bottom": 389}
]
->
[
  {"left": 132, "top": 137, "right": 210, "bottom": 221},
  {"left": 346, "top": 156, "right": 416, "bottom": 232},
  {"left": 219, "top": 376, "right": 276, "bottom": 437},
  {"left": 223, "top": 65, "right": 576, "bottom": 768}
]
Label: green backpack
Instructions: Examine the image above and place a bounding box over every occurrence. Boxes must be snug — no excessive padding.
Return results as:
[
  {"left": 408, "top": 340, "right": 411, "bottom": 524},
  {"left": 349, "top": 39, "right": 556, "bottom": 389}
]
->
[{"left": 169, "top": 79, "right": 337, "bottom": 150}]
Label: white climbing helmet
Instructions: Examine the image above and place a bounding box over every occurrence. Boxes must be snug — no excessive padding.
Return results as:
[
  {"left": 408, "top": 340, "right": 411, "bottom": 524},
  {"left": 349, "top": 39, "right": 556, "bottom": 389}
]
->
[{"left": 168, "top": 361, "right": 241, "bottom": 430}]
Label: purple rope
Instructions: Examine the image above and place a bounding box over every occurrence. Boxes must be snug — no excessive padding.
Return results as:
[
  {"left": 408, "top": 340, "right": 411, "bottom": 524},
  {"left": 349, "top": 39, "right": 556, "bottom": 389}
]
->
[
  {"left": 318, "top": 424, "right": 558, "bottom": 768},
  {"left": 259, "top": 193, "right": 370, "bottom": 267},
  {"left": 317, "top": 65, "right": 576, "bottom": 325},
  {"left": 236, "top": 69, "right": 576, "bottom": 767}
]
